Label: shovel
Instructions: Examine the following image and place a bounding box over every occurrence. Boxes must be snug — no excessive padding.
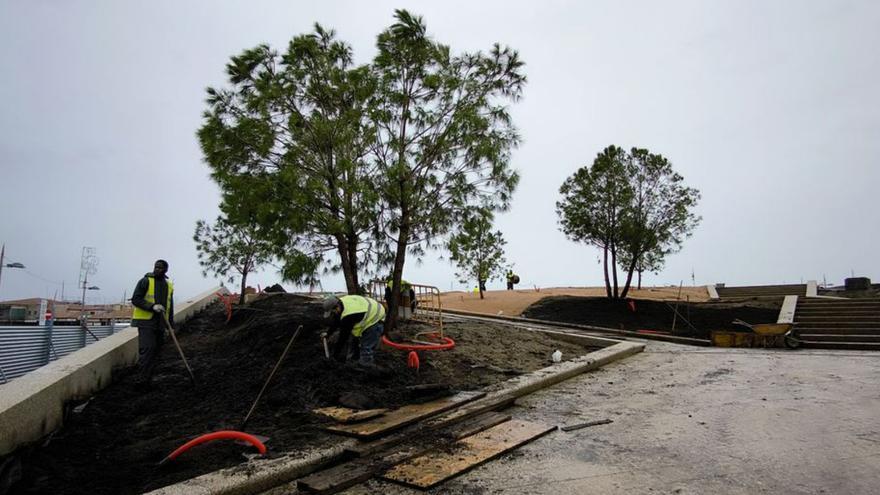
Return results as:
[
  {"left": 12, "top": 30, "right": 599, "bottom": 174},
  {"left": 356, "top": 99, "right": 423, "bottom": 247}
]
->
[{"left": 162, "top": 313, "right": 197, "bottom": 386}]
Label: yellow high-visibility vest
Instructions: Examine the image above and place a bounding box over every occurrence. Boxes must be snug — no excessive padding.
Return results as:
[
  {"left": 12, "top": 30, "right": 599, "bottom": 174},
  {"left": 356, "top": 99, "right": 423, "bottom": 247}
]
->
[
  {"left": 340, "top": 295, "right": 385, "bottom": 337},
  {"left": 131, "top": 276, "right": 173, "bottom": 321}
]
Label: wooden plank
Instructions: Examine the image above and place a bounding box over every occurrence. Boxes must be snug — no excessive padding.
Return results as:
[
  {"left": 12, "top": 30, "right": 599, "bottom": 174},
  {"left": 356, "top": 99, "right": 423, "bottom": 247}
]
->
[
  {"left": 324, "top": 391, "right": 484, "bottom": 439},
  {"left": 299, "top": 412, "right": 511, "bottom": 494},
  {"left": 312, "top": 406, "right": 388, "bottom": 424},
  {"left": 345, "top": 393, "right": 516, "bottom": 457},
  {"left": 381, "top": 420, "right": 556, "bottom": 489},
  {"left": 442, "top": 411, "right": 511, "bottom": 440},
  {"left": 296, "top": 458, "right": 375, "bottom": 494}
]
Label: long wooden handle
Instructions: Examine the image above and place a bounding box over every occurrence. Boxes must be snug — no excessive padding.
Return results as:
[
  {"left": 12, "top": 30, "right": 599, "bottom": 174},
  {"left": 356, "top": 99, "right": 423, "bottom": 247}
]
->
[
  {"left": 163, "top": 313, "right": 196, "bottom": 385},
  {"left": 241, "top": 325, "right": 303, "bottom": 429}
]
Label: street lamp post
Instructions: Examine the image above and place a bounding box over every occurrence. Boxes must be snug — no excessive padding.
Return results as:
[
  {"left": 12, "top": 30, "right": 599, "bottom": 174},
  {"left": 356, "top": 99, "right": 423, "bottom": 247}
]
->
[
  {"left": 0, "top": 243, "right": 26, "bottom": 294},
  {"left": 80, "top": 274, "right": 100, "bottom": 321}
]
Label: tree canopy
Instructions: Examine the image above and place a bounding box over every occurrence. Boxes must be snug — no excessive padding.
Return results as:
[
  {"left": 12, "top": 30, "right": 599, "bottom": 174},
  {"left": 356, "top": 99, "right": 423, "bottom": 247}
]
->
[
  {"left": 193, "top": 215, "right": 274, "bottom": 304},
  {"left": 198, "top": 25, "right": 380, "bottom": 294},
  {"left": 198, "top": 11, "right": 525, "bottom": 311},
  {"left": 447, "top": 208, "right": 507, "bottom": 299},
  {"left": 370, "top": 10, "right": 525, "bottom": 325},
  {"left": 557, "top": 145, "right": 700, "bottom": 298}
]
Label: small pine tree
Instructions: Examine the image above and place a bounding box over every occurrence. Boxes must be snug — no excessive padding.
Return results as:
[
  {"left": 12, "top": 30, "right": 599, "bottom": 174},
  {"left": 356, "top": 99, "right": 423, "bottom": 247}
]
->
[
  {"left": 447, "top": 209, "right": 507, "bottom": 299},
  {"left": 193, "top": 216, "right": 274, "bottom": 304}
]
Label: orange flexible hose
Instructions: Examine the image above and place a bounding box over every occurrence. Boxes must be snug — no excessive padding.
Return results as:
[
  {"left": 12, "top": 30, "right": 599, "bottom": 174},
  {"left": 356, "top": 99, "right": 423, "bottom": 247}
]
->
[{"left": 159, "top": 430, "right": 266, "bottom": 465}]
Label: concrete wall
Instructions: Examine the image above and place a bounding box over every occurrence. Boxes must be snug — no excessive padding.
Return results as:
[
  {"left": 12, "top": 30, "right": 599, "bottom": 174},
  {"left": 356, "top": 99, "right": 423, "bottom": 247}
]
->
[{"left": 0, "top": 286, "right": 227, "bottom": 457}]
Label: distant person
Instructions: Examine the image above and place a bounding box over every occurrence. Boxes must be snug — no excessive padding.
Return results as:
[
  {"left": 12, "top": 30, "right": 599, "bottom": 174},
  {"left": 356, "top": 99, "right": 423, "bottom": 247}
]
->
[
  {"left": 131, "top": 259, "right": 174, "bottom": 389},
  {"left": 322, "top": 294, "right": 385, "bottom": 367},
  {"left": 385, "top": 277, "right": 417, "bottom": 312},
  {"left": 506, "top": 270, "right": 519, "bottom": 290}
]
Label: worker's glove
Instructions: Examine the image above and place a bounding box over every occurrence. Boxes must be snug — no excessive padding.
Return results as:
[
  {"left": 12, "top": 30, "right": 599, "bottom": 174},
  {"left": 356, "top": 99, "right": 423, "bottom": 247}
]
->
[{"left": 152, "top": 304, "right": 165, "bottom": 313}]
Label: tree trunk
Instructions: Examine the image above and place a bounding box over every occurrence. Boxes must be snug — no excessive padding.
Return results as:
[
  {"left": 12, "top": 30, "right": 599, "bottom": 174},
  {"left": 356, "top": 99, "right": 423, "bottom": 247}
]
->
[
  {"left": 346, "top": 233, "right": 360, "bottom": 294},
  {"left": 336, "top": 235, "right": 359, "bottom": 295},
  {"left": 610, "top": 242, "right": 619, "bottom": 299},
  {"left": 602, "top": 246, "right": 612, "bottom": 299},
  {"left": 637, "top": 270, "right": 642, "bottom": 290},
  {"left": 387, "top": 221, "right": 410, "bottom": 332},
  {"left": 619, "top": 255, "right": 639, "bottom": 299},
  {"left": 479, "top": 286, "right": 484, "bottom": 299},
  {"left": 239, "top": 271, "right": 248, "bottom": 306}
]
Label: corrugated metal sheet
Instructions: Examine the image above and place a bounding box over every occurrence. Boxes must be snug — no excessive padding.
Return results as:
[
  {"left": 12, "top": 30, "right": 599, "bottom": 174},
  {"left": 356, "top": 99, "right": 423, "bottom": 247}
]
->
[
  {"left": 52, "top": 326, "right": 85, "bottom": 359},
  {"left": 0, "top": 327, "right": 49, "bottom": 380},
  {"left": 0, "top": 324, "right": 124, "bottom": 383}
]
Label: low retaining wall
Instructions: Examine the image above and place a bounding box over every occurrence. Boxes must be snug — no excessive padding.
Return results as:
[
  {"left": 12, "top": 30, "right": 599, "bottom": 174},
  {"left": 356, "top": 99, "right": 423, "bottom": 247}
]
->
[
  {"left": 0, "top": 286, "right": 227, "bottom": 457},
  {"left": 444, "top": 308, "right": 712, "bottom": 346}
]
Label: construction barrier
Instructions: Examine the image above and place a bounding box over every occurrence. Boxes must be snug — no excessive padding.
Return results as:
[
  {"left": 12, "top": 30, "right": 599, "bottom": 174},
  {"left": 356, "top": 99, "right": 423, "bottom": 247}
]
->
[{"left": 369, "top": 281, "right": 444, "bottom": 336}]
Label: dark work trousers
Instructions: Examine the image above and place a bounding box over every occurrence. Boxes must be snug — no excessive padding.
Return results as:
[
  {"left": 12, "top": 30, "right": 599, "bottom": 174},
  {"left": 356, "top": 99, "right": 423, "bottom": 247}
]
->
[{"left": 137, "top": 322, "right": 165, "bottom": 384}]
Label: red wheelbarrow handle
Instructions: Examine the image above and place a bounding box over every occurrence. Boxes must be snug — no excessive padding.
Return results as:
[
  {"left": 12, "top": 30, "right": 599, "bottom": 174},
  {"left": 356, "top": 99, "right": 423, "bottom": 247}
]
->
[{"left": 159, "top": 430, "right": 266, "bottom": 466}]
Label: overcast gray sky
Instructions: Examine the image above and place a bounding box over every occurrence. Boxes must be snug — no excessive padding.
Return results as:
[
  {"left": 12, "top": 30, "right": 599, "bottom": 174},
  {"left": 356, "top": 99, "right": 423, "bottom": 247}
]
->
[{"left": 1, "top": 0, "right": 878, "bottom": 302}]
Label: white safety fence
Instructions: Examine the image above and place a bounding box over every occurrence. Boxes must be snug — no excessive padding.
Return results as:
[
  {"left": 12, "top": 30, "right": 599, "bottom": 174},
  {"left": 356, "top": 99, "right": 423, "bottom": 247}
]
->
[{"left": 0, "top": 322, "right": 128, "bottom": 383}]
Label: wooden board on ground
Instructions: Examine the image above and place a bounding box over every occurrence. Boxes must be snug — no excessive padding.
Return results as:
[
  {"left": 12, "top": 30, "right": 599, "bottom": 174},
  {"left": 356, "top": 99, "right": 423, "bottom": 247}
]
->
[
  {"left": 324, "top": 391, "right": 484, "bottom": 439},
  {"left": 312, "top": 406, "right": 388, "bottom": 423},
  {"left": 299, "top": 412, "right": 512, "bottom": 494},
  {"left": 381, "top": 419, "right": 555, "bottom": 489},
  {"left": 346, "top": 393, "right": 517, "bottom": 457}
]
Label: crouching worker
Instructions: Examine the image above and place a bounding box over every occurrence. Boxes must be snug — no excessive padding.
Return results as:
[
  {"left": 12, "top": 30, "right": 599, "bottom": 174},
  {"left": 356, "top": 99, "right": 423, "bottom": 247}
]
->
[{"left": 322, "top": 295, "right": 385, "bottom": 367}]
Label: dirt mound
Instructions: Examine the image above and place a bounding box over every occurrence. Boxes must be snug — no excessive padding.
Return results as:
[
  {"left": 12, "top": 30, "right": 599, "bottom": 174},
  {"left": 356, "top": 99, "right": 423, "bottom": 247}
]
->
[
  {"left": 11, "top": 295, "right": 593, "bottom": 494},
  {"left": 523, "top": 296, "right": 781, "bottom": 339}
]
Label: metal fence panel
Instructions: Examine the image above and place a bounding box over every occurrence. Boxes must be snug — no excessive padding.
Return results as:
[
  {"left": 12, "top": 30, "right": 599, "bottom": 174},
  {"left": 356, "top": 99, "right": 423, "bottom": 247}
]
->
[
  {"left": 0, "top": 327, "right": 50, "bottom": 380},
  {"left": 51, "top": 326, "right": 84, "bottom": 359},
  {"left": 0, "top": 324, "right": 130, "bottom": 383}
]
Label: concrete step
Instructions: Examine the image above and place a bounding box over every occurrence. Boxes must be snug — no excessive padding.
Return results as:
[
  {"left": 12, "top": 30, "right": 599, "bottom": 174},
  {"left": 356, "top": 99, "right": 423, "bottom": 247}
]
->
[
  {"left": 797, "top": 303, "right": 880, "bottom": 309},
  {"left": 790, "top": 327, "right": 880, "bottom": 335},
  {"left": 797, "top": 301, "right": 880, "bottom": 307},
  {"left": 794, "top": 320, "right": 880, "bottom": 327},
  {"left": 794, "top": 313, "right": 880, "bottom": 326},
  {"left": 799, "top": 334, "right": 880, "bottom": 343},
  {"left": 794, "top": 313, "right": 880, "bottom": 319},
  {"left": 800, "top": 341, "right": 880, "bottom": 351}
]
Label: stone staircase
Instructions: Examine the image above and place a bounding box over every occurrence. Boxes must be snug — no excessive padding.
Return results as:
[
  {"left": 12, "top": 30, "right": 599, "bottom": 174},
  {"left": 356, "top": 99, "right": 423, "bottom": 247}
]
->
[
  {"left": 717, "top": 284, "right": 807, "bottom": 299},
  {"left": 794, "top": 298, "right": 880, "bottom": 350}
]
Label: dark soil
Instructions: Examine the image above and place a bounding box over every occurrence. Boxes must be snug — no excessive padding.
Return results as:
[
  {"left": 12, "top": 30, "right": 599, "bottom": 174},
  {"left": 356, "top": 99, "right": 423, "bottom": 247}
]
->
[
  {"left": 10, "top": 294, "right": 593, "bottom": 495},
  {"left": 522, "top": 296, "right": 781, "bottom": 339}
]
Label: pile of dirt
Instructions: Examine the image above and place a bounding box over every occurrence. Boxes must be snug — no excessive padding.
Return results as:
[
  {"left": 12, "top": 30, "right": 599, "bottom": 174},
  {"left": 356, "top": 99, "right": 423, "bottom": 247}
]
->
[
  {"left": 523, "top": 296, "right": 781, "bottom": 339},
  {"left": 10, "top": 294, "right": 593, "bottom": 495}
]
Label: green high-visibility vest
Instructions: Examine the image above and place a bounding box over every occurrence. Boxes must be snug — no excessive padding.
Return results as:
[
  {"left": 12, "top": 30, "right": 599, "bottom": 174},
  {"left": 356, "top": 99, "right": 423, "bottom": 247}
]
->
[
  {"left": 386, "top": 279, "right": 411, "bottom": 291},
  {"left": 340, "top": 295, "right": 385, "bottom": 337},
  {"left": 131, "top": 276, "right": 173, "bottom": 321}
]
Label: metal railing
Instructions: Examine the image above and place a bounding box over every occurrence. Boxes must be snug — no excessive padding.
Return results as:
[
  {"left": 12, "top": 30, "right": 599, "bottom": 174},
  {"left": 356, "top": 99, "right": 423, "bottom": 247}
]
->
[
  {"left": 0, "top": 321, "right": 128, "bottom": 383},
  {"left": 368, "top": 281, "right": 444, "bottom": 336}
]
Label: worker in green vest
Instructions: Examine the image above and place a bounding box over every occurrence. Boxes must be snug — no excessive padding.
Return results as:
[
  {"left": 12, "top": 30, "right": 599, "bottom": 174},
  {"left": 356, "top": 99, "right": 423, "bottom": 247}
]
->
[
  {"left": 322, "top": 294, "right": 385, "bottom": 367},
  {"left": 130, "top": 259, "right": 174, "bottom": 389}
]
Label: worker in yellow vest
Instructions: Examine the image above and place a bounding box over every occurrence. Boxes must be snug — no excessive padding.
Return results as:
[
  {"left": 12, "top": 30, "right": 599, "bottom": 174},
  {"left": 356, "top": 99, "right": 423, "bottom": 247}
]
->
[
  {"left": 385, "top": 277, "right": 417, "bottom": 312},
  {"left": 131, "top": 259, "right": 174, "bottom": 389},
  {"left": 322, "top": 294, "right": 385, "bottom": 367}
]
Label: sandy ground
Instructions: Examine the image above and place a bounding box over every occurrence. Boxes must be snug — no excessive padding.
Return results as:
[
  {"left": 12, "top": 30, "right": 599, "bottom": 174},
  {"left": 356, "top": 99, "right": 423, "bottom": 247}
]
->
[
  {"left": 439, "top": 286, "right": 711, "bottom": 316},
  {"left": 337, "top": 341, "right": 880, "bottom": 494}
]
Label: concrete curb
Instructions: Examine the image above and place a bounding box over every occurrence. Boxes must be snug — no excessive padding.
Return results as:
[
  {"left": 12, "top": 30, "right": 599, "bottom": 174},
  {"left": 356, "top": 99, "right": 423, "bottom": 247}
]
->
[
  {"left": 146, "top": 338, "right": 644, "bottom": 494},
  {"left": 0, "top": 286, "right": 227, "bottom": 457},
  {"left": 444, "top": 308, "right": 712, "bottom": 347},
  {"left": 778, "top": 295, "right": 798, "bottom": 324},
  {"left": 707, "top": 284, "right": 719, "bottom": 300}
]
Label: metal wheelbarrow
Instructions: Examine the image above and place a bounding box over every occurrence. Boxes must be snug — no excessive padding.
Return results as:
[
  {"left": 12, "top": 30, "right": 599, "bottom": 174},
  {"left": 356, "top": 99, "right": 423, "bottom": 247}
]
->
[{"left": 732, "top": 319, "right": 801, "bottom": 349}]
